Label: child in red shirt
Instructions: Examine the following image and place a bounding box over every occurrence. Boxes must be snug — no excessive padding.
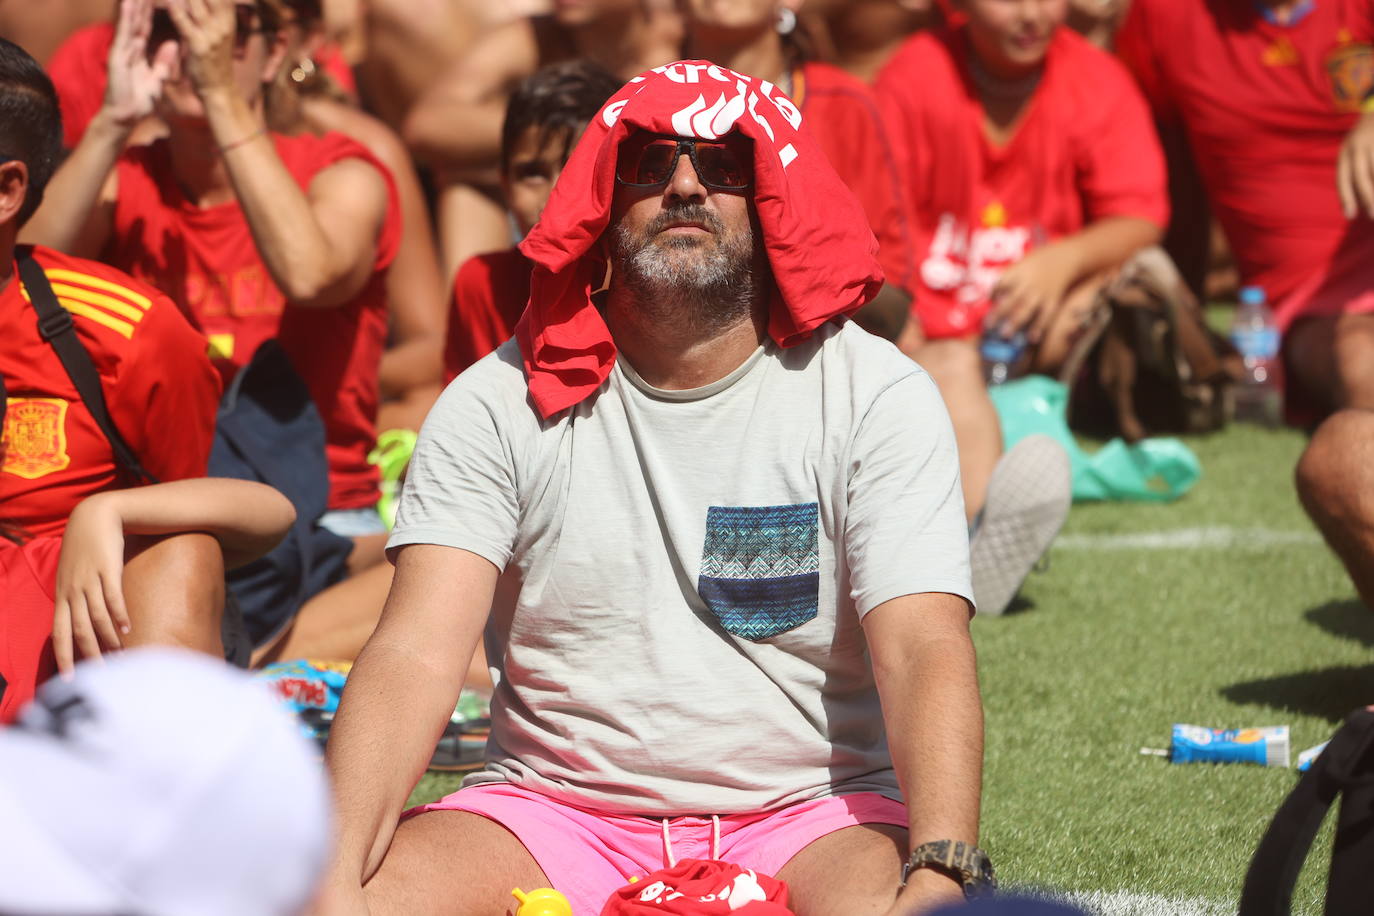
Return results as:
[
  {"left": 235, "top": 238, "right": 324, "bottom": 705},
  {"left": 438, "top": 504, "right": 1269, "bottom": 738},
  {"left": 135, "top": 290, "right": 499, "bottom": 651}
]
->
[
  {"left": 1118, "top": 0, "right": 1374, "bottom": 616},
  {"left": 444, "top": 61, "right": 622, "bottom": 383},
  {"left": 876, "top": 0, "right": 1165, "bottom": 614}
]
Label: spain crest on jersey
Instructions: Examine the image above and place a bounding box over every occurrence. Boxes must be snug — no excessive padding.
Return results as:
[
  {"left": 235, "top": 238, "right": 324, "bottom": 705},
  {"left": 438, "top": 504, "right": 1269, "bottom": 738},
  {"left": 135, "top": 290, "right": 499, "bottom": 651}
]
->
[
  {"left": 2, "top": 398, "right": 71, "bottom": 480},
  {"left": 1325, "top": 40, "right": 1374, "bottom": 112}
]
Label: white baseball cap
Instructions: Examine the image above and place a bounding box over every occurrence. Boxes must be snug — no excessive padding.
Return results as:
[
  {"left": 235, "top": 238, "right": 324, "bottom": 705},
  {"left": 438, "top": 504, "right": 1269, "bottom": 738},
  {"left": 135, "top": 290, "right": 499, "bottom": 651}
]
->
[{"left": 0, "top": 649, "right": 331, "bottom": 916}]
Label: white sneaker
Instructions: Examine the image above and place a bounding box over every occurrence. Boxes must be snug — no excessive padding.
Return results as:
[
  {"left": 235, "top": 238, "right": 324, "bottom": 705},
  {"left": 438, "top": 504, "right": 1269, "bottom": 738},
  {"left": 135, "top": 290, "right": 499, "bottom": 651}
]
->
[{"left": 969, "top": 434, "right": 1072, "bottom": 616}]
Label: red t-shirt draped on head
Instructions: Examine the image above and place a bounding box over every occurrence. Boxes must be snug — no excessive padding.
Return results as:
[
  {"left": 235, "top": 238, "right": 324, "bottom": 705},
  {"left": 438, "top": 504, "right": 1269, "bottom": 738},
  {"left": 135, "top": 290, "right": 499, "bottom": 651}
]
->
[
  {"left": 103, "top": 133, "right": 402, "bottom": 510},
  {"left": 1117, "top": 0, "right": 1374, "bottom": 328},
  {"left": 877, "top": 27, "right": 1169, "bottom": 339}
]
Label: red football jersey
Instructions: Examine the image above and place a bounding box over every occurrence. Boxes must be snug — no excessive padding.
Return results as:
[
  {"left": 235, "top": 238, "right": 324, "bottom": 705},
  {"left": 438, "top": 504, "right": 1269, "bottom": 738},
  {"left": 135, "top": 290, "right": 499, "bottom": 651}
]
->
[
  {"left": 877, "top": 27, "right": 1169, "bottom": 338},
  {"left": 1118, "top": 0, "right": 1374, "bottom": 327},
  {"left": 0, "top": 536, "right": 61, "bottom": 723},
  {"left": 103, "top": 133, "right": 402, "bottom": 510},
  {"left": 0, "top": 246, "right": 220, "bottom": 538},
  {"left": 796, "top": 61, "right": 915, "bottom": 292},
  {"left": 47, "top": 22, "right": 358, "bottom": 148},
  {"left": 444, "top": 248, "right": 532, "bottom": 384}
]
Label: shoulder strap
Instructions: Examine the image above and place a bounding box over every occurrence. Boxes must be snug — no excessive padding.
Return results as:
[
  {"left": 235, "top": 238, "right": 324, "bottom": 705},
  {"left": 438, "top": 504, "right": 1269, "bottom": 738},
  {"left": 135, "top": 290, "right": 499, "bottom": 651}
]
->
[
  {"left": 1239, "top": 708, "right": 1374, "bottom": 916},
  {"left": 16, "top": 246, "right": 157, "bottom": 485}
]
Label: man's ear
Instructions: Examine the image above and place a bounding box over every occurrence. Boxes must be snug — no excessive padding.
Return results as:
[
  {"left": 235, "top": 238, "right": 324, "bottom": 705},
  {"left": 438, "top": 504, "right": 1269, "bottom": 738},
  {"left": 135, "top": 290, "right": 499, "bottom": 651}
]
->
[{"left": 0, "top": 160, "right": 31, "bottom": 228}]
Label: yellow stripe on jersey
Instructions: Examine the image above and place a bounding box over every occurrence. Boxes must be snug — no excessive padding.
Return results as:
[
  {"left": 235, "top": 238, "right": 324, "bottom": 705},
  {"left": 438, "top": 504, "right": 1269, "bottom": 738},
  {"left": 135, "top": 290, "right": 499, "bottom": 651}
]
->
[
  {"left": 42, "top": 268, "right": 153, "bottom": 312},
  {"left": 49, "top": 283, "right": 146, "bottom": 323},
  {"left": 57, "top": 298, "right": 135, "bottom": 339}
]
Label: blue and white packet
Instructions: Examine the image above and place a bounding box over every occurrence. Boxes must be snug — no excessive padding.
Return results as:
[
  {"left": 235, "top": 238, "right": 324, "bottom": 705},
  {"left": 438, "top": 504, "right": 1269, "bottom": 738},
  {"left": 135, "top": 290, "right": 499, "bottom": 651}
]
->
[
  {"left": 1161, "top": 724, "right": 1291, "bottom": 767},
  {"left": 1296, "top": 741, "right": 1329, "bottom": 773}
]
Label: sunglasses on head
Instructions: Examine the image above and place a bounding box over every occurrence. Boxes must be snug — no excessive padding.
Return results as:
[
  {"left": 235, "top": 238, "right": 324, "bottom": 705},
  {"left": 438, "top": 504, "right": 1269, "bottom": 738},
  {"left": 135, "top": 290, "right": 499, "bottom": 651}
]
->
[
  {"left": 615, "top": 134, "right": 753, "bottom": 191},
  {"left": 148, "top": 4, "right": 267, "bottom": 56}
]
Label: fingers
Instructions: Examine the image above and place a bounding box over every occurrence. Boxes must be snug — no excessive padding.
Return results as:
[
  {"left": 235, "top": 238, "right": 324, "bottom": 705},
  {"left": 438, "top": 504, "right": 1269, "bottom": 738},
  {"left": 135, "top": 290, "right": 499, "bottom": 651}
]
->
[
  {"left": 1354, "top": 141, "right": 1374, "bottom": 221},
  {"left": 101, "top": 569, "right": 133, "bottom": 640},
  {"left": 67, "top": 592, "right": 105, "bottom": 669},
  {"left": 52, "top": 599, "right": 75, "bottom": 677},
  {"left": 1339, "top": 143, "right": 1358, "bottom": 219}
]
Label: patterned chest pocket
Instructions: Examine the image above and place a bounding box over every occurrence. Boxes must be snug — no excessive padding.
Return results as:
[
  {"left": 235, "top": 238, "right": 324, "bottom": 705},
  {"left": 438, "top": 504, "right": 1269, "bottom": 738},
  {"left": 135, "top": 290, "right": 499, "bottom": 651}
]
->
[{"left": 697, "top": 503, "right": 820, "bottom": 641}]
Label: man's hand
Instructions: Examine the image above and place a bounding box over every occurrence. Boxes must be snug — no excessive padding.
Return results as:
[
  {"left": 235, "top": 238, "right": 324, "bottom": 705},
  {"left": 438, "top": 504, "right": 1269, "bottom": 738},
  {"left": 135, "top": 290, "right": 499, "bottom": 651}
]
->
[
  {"left": 1338, "top": 111, "right": 1374, "bottom": 221},
  {"left": 105, "top": 0, "right": 177, "bottom": 128},
  {"left": 883, "top": 868, "right": 967, "bottom": 915},
  {"left": 52, "top": 493, "right": 132, "bottom": 675},
  {"left": 989, "top": 241, "right": 1082, "bottom": 343},
  {"left": 166, "top": 0, "right": 239, "bottom": 99}
]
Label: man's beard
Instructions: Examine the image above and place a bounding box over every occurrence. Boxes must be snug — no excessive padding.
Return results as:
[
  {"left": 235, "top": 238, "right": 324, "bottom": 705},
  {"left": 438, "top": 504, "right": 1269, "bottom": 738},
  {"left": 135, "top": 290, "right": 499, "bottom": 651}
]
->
[{"left": 611, "top": 203, "right": 758, "bottom": 336}]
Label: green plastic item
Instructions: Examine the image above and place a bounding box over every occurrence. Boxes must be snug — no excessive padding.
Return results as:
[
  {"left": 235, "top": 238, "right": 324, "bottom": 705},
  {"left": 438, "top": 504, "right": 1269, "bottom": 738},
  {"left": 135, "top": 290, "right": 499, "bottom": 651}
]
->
[
  {"left": 987, "top": 375, "right": 1202, "bottom": 502},
  {"left": 367, "top": 428, "right": 418, "bottom": 529}
]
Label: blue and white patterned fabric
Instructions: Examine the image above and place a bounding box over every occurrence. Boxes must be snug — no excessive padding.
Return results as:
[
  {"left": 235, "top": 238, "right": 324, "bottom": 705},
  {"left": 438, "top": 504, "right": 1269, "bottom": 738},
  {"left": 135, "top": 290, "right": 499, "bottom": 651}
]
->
[{"left": 698, "top": 503, "right": 820, "bottom": 640}]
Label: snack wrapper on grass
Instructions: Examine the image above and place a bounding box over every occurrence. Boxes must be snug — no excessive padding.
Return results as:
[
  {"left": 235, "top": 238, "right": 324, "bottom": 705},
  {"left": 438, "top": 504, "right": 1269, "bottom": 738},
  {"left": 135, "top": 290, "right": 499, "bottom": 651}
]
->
[{"left": 1142, "top": 724, "right": 1291, "bottom": 767}]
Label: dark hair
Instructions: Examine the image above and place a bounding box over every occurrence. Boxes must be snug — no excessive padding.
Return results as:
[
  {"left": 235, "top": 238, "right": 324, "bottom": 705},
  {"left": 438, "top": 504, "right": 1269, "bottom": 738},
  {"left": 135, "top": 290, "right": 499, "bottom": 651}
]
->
[
  {"left": 501, "top": 60, "right": 623, "bottom": 173},
  {"left": 0, "top": 38, "right": 62, "bottom": 226}
]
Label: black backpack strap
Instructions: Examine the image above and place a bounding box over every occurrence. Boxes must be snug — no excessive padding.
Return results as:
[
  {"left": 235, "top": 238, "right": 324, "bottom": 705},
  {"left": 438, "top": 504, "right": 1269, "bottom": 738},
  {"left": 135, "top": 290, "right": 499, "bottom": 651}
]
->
[
  {"left": 16, "top": 246, "right": 156, "bottom": 485},
  {"left": 1239, "top": 708, "right": 1374, "bottom": 916}
]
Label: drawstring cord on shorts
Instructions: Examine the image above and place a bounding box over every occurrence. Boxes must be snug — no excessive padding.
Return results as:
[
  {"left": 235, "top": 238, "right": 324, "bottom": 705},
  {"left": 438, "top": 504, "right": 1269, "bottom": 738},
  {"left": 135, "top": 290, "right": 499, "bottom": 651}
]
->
[{"left": 660, "top": 814, "right": 721, "bottom": 867}]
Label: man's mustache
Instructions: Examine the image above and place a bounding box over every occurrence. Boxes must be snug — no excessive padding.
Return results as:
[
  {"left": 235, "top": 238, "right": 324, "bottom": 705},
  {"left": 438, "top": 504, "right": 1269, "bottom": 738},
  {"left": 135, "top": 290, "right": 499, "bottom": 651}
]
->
[{"left": 645, "top": 205, "right": 724, "bottom": 236}]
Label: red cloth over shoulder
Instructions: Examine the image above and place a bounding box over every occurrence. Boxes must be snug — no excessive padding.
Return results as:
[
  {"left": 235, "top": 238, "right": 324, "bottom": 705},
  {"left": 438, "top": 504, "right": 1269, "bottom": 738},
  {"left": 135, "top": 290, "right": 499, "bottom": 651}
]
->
[
  {"left": 444, "top": 248, "right": 532, "bottom": 383},
  {"left": 105, "top": 133, "right": 401, "bottom": 510},
  {"left": 600, "top": 859, "right": 793, "bottom": 915},
  {"left": 516, "top": 60, "right": 883, "bottom": 419}
]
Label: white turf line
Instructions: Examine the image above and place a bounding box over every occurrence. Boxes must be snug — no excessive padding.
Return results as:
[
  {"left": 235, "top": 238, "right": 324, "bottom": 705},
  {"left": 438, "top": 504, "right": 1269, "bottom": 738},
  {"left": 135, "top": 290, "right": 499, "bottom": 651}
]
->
[
  {"left": 1055, "top": 526, "right": 1322, "bottom": 551},
  {"left": 1017, "top": 888, "right": 1236, "bottom": 916}
]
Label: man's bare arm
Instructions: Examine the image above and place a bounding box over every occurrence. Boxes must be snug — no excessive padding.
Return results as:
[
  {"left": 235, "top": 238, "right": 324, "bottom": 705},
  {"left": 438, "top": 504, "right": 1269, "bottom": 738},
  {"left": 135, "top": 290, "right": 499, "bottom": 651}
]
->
[
  {"left": 402, "top": 18, "right": 539, "bottom": 180},
  {"left": 863, "top": 591, "right": 983, "bottom": 912},
  {"left": 323, "top": 544, "right": 499, "bottom": 900}
]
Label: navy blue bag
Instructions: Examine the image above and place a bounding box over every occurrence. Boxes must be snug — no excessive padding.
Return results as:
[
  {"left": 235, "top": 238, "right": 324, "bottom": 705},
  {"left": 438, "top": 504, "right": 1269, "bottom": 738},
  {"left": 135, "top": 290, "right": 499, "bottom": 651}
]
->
[{"left": 209, "top": 340, "right": 353, "bottom": 648}]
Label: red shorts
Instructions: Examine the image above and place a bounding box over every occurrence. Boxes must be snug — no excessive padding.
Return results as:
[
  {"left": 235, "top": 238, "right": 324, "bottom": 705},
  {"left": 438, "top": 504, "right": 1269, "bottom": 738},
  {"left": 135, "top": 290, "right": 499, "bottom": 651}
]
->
[
  {"left": 404, "top": 783, "right": 908, "bottom": 915},
  {"left": 0, "top": 537, "right": 61, "bottom": 724}
]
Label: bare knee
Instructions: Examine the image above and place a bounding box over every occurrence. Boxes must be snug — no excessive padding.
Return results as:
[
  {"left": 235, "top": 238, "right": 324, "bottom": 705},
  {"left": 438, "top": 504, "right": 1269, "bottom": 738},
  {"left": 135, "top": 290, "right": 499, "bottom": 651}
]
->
[
  {"left": 1296, "top": 409, "right": 1374, "bottom": 518},
  {"left": 915, "top": 339, "right": 983, "bottom": 396},
  {"left": 123, "top": 532, "right": 225, "bottom": 655}
]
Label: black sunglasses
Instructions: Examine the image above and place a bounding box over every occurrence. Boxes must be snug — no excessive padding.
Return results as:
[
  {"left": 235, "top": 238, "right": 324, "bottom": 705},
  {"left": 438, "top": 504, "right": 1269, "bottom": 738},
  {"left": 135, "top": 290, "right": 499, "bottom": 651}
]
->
[
  {"left": 615, "top": 134, "right": 753, "bottom": 192},
  {"left": 148, "top": 4, "right": 268, "bottom": 56}
]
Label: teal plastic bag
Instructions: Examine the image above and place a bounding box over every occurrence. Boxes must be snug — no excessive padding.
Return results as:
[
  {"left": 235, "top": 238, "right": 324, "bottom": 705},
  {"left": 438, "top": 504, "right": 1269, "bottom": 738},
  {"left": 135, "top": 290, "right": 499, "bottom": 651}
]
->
[{"left": 988, "top": 376, "right": 1201, "bottom": 502}]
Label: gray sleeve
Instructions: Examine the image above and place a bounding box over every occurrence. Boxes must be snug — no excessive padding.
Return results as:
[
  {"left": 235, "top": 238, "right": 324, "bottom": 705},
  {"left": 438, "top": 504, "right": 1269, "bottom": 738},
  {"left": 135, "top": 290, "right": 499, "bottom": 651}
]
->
[
  {"left": 385, "top": 372, "right": 523, "bottom": 571},
  {"left": 845, "top": 369, "right": 973, "bottom": 617}
]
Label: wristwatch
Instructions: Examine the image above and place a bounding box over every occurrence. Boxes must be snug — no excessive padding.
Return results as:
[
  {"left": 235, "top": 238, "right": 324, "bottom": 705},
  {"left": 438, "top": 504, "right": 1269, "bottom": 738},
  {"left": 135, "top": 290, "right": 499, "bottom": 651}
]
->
[{"left": 900, "top": 839, "right": 997, "bottom": 899}]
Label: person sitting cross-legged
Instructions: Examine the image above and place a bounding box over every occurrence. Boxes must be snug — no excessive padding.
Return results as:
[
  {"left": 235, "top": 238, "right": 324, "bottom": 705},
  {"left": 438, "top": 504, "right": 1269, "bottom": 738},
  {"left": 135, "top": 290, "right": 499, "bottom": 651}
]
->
[{"left": 318, "top": 61, "right": 990, "bottom": 916}]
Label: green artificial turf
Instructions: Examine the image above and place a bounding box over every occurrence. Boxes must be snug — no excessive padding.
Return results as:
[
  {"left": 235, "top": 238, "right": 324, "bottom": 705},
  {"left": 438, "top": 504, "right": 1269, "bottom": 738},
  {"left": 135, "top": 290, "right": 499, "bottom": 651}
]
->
[{"left": 407, "top": 420, "right": 1364, "bottom": 914}]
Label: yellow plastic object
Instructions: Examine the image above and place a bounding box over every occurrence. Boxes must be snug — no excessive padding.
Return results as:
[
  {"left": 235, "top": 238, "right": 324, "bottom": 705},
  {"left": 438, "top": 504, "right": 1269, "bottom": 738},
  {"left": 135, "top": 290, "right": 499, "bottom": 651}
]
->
[{"left": 510, "top": 887, "right": 573, "bottom": 916}]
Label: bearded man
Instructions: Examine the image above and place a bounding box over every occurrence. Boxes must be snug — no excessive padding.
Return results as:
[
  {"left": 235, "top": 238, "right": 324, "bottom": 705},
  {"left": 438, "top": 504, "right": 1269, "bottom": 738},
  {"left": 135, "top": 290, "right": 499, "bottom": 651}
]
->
[{"left": 318, "top": 62, "right": 990, "bottom": 916}]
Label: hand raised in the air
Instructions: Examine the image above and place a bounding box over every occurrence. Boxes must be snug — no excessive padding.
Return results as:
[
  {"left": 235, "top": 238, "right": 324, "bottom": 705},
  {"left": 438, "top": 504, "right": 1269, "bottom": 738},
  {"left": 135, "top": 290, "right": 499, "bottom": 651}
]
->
[{"left": 104, "top": 0, "right": 178, "bottom": 128}]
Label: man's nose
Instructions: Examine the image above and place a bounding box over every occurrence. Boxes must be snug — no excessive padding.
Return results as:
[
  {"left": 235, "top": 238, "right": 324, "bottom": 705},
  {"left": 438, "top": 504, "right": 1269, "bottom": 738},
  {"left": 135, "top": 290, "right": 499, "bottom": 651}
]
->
[{"left": 664, "top": 149, "right": 707, "bottom": 202}]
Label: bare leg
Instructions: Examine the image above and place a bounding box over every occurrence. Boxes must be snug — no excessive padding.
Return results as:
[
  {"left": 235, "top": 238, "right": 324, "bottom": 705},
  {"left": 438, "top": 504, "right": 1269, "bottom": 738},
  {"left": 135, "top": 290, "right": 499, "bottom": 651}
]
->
[
  {"left": 1290, "top": 315, "right": 1374, "bottom": 608},
  {"left": 912, "top": 338, "right": 1002, "bottom": 521},
  {"left": 122, "top": 532, "right": 225, "bottom": 657},
  {"left": 349, "top": 533, "right": 392, "bottom": 575},
  {"left": 775, "top": 823, "right": 906, "bottom": 916},
  {"left": 377, "top": 382, "right": 444, "bottom": 434},
  {"left": 364, "top": 811, "right": 550, "bottom": 916},
  {"left": 252, "top": 561, "right": 393, "bottom": 665},
  {"left": 1296, "top": 409, "right": 1374, "bottom": 608}
]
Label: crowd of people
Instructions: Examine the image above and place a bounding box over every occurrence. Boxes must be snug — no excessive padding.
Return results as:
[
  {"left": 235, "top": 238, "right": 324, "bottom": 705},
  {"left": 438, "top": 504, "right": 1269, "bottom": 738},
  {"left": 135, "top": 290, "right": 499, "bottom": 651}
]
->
[{"left": 0, "top": 0, "right": 1371, "bottom": 912}]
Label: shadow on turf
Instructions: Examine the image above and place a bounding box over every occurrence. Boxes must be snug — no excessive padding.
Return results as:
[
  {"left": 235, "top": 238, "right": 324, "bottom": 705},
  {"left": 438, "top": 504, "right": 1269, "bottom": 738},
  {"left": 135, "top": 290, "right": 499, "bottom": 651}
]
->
[
  {"left": 1221, "top": 663, "right": 1374, "bottom": 722},
  {"left": 1305, "top": 599, "right": 1374, "bottom": 648}
]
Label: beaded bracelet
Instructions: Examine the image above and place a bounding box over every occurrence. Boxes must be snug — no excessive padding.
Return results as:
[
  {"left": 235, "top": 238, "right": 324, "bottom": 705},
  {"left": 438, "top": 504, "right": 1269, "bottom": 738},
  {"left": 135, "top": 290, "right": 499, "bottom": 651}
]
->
[{"left": 219, "top": 127, "right": 266, "bottom": 155}]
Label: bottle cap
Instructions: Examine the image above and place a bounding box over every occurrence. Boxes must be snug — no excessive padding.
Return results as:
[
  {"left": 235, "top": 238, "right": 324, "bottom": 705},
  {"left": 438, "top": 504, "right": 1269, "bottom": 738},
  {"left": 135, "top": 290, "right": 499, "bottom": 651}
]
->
[{"left": 1239, "top": 286, "right": 1266, "bottom": 305}]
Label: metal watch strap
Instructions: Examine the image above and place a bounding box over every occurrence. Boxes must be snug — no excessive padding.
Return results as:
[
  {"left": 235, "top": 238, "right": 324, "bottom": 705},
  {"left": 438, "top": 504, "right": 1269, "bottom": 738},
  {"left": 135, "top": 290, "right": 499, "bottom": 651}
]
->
[{"left": 900, "top": 839, "right": 997, "bottom": 898}]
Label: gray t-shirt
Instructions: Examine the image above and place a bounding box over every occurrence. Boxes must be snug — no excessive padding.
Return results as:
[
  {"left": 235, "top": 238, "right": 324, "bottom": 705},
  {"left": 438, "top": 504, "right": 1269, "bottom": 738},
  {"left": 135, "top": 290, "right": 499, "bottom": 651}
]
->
[{"left": 389, "top": 319, "right": 971, "bottom": 815}]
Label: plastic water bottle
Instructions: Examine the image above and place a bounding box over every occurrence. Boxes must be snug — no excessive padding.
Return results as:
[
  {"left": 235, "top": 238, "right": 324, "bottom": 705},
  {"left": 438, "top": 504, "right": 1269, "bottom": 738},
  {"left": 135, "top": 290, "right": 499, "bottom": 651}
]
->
[
  {"left": 980, "top": 326, "right": 1027, "bottom": 386},
  {"left": 1229, "top": 285, "right": 1282, "bottom": 426}
]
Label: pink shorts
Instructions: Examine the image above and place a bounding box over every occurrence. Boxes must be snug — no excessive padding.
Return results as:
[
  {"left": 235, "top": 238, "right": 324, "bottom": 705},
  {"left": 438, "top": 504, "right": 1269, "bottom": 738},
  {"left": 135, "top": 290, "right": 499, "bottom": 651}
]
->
[{"left": 405, "top": 784, "right": 907, "bottom": 915}]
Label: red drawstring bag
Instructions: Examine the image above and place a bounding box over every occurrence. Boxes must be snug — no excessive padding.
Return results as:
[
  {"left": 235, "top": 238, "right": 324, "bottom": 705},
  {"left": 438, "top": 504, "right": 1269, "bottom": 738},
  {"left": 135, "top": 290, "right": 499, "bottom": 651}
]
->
[{"left": 599, "top": 859, "right": 794, "bottom": 915}]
